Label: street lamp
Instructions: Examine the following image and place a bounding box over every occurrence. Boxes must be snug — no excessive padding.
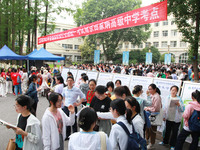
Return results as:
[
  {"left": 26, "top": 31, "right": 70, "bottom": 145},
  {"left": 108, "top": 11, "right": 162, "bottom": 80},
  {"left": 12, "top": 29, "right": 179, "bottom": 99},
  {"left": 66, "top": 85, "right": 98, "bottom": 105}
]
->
[
  {"left": 149, "top": 42, "right": 151, "bottom": 53},
  {"left": 96, "top": 38, "right": 101, "bottom": 50},
  {"left": 125, "top": 41, "right": 129, "bottom": 51},
  {"left": 168, "top": 44, "right": 170, "bottom": 54}
]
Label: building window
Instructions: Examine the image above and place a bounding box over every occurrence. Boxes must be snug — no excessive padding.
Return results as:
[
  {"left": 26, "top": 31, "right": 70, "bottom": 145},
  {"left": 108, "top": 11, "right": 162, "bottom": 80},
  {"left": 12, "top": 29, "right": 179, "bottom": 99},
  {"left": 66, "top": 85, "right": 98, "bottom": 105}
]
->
[
  {"left": 145, "top": 42, "right": 151, "bottom": 48},
  {"left": 78, "top": 38, "right": 82, "bottom": 42},
  {"left": 62, "top": 44, "right": 73, "bottom": 49},
  {"left": 74, "top": 45, "right": 79, "bottom": 49},
  {"left": 138, "top": 43, "right": 143, "bottom": 48},
  {"left": 63, "top": 29, "right": 68, "bottom": 31},
  {"left": 76, "top": 56, "right": 82, "bottom": 62},
  {"left": 179, "top": 53, "right": 188, "bottom": 63},
  {"left": 171, "top": 30, "right": 177, "bottom": 37},
  {"left": 153, "top": 42, "right": 159, "bottom": 48},
  {"left": 162, "top": 30, "right": 168, "bottom": 37},
  {"left": 180, "top": 41, "right": 187, "bottom": 47},
  {"left": 154, "top": 22, "right": 159, "bottom": 27},
  {"left": 118, "top": 44, "right": 122, "bottom": 49},
  {"left": 153, "top": 31, "right": 159, "bottom": 37},
  {"left": 131, "top": 43, "right": 135, "bottom": 48},
  {"left": 170, "top": 41, "right": 177, "bottom": 47},
  {"left": 163, "top": 20, "right": 168, "bottom": 26},
  {"left": 161, "top": 41, "right": 168, "bottom": 47}
]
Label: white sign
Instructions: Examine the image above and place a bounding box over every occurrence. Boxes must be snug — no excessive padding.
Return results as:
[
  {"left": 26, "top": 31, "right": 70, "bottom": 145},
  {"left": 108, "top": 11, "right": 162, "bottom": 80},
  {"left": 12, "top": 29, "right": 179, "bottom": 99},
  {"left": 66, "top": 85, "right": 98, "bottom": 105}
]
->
[
  {"left": 74, "top": 70, "right": 87, "bottom": 87},
  {"left": 69, "top": 69, "right": 78, "bottom": 81},
  {"left": 97, "top": 73, "right": 113, "bottom": 86},
  {"left": 61, "top": 68, "right": 69, "bottom": 82},
  {"left": 112, "top": 74, "right": 131, "bottom": 87},
  {"left": 129, "top": 76, "right": 153, "bottom": 99},
  {"left": 153, "top": 78, "right": 182, "bottom": 106},
  {"left": 87, "top": 71, "right": 99, "bottom": 81}
]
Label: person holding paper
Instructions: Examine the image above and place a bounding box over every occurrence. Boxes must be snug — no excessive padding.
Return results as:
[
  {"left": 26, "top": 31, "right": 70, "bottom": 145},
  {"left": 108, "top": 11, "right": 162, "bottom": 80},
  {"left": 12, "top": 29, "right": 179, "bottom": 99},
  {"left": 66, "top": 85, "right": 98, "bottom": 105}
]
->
[
  {"left": 8, "top": 95, "right": 43, "bottom": 150},
  {"left": 42, "top": 92, "right": 75, "bottom": 150},
  {"left": 160, "top": 85, "right": 185, "bottom": 150}
]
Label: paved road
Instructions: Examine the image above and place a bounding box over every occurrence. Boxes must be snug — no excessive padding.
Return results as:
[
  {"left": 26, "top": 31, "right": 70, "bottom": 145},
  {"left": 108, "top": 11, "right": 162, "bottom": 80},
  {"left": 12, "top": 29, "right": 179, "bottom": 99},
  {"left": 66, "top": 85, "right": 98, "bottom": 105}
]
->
[{"left": 0, "top": 94, "right": 193, "bottom": 150}]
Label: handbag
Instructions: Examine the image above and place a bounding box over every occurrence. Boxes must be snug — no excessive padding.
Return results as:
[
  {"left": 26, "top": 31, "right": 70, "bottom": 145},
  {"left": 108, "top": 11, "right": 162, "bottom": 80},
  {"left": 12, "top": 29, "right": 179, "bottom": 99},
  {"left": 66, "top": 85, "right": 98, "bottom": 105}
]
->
[
  {"left": 149, "top": 109, "right": 163, "bottom": 126},
  {"left": 6, "top": 139, "right": 16, "bottom": 150}
]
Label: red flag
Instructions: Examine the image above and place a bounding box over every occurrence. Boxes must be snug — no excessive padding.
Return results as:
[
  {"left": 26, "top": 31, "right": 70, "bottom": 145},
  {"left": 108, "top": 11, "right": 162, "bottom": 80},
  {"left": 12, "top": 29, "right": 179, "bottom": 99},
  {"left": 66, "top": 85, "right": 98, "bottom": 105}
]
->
[{"left": 38, "top": 0, "right": 167, "bottom": 45}]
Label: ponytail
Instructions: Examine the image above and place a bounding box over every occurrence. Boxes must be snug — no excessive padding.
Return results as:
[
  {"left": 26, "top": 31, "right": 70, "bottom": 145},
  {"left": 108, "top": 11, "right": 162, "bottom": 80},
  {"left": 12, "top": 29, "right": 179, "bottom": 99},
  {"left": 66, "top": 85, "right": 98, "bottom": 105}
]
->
[
  {"left": 149, "top": 83, "right": 161, "bottom": 95},
  {"left": 192, "top": 90, "right": 200, "bottom": 103},
  {"left": 125, "top": 96, "right": 141, "bottom": 114},
  {"left": 110, "top": 99, "right": 132, "bottom": 124}
]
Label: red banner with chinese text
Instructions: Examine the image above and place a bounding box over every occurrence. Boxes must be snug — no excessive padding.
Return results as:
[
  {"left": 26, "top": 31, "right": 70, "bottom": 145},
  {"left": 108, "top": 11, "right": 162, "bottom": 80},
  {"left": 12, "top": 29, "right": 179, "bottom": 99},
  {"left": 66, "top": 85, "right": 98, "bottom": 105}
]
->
[{"left": 38, "top": 0, "right": 167, "bottom": 45}]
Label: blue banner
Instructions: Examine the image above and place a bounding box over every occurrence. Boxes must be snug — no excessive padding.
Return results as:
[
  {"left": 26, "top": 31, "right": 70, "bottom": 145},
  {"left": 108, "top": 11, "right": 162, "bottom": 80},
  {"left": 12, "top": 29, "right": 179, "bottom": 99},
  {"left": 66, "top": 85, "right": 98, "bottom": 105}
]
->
[
  {"left": 146, "top": 52, "right": 152, "bottom": 64},
  {"left": 123, "top": 51, "right": 129, "bottom": 65},
  {"left": 164, "top": 53, "right": 171, "bottom": 65},
  {"left": 94, "top": 50, "right": 100, "bottom": 64}
]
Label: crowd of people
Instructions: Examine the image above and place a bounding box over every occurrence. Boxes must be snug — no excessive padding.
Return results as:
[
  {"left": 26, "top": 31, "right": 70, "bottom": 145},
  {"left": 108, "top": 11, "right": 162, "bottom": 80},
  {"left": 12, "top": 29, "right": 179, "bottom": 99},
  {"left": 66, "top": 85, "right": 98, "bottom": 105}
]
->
[{"left": 1, "top": 63, "right": 200, "bottom": 150}]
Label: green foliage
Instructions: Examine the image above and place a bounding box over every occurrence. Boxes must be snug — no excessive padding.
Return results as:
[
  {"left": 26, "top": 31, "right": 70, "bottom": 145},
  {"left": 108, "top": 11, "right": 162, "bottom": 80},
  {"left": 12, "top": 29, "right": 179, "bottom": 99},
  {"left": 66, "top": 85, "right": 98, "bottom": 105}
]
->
[
  {"left": 74, "top": 0, "right": 151, "bottom": 62},
  {"left": 113, "top": 53, "right": 122, "bottom": 64}
]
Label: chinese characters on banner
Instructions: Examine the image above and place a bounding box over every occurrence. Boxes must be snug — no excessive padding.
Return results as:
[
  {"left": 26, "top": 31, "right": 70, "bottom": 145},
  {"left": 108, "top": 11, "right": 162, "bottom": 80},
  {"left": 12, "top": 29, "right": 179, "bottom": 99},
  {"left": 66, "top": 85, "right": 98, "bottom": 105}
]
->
[
  {"left": 123, "top": 51, "right": 129, "bottom": 65},
  {"left": 146, "top": 52, "right": 152, "bottom": 64},
  {"left": 38, "top": 1, "right": 167, "bottom": 44},
  {"left": 164, "top": 53, "right": 171, "bottom": 65},
  {"left": 94, "top": 50, "right": 100, "bottom": 64}
]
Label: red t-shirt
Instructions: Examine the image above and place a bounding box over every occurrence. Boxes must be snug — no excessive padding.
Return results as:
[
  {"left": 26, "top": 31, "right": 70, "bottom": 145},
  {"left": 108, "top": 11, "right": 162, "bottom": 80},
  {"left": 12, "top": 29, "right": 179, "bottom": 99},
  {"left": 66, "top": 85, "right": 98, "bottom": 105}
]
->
[
  {"left": 11, "top": 73, "right": 21, "bottom": 85},
  {"left": 1, "top": 72, "right": 6, "bottom": 79}
]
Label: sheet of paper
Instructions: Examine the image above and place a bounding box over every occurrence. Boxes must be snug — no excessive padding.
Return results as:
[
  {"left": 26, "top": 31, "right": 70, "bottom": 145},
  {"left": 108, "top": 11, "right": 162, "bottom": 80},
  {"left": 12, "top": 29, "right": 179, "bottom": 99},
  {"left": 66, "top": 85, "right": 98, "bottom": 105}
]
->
[
  {"left": 0, "top": 119, "right": 17, "bottom": 129},
  {"left": 170, "top": 99, "right": 179, "bottom": 107}
]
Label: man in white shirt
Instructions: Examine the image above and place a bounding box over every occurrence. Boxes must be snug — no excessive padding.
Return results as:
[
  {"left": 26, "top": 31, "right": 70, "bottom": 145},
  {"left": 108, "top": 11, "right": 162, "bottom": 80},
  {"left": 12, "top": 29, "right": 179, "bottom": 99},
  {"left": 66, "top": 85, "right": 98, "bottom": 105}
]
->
[{"left": 62, "top": 76, "right": 85, "bottom": 140}]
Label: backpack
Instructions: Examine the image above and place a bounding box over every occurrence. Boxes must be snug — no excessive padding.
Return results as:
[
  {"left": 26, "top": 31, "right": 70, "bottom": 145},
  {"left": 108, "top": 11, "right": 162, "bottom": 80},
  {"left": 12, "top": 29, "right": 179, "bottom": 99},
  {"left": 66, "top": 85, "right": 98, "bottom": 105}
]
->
[
  {"left": 17, "top": 75, "right": 21, "bottom": 84},
  {"left": 188, "top": 110, "right": 200, "bottom": 132},
  {"left": 117, "top": 122, "right": 147, "bottom": 150}
]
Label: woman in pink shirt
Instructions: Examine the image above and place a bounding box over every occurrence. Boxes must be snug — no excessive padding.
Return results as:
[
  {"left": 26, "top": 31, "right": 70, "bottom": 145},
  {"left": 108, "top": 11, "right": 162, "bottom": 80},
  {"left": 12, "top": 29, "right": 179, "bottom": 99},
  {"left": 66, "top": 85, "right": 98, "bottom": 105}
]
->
[
  {"left": 175, "top": 90, "right": 200, "bottom": 150},
  {"left": 144, "top": 83, "right": 162, "bottom": 150}
]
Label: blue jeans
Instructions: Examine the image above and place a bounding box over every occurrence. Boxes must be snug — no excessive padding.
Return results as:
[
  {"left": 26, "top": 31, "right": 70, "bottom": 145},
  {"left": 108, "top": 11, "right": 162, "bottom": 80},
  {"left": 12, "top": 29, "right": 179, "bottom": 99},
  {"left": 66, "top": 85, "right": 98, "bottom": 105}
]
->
[{"left": 14, "top": 84, "right": 22, "bottom": 95}]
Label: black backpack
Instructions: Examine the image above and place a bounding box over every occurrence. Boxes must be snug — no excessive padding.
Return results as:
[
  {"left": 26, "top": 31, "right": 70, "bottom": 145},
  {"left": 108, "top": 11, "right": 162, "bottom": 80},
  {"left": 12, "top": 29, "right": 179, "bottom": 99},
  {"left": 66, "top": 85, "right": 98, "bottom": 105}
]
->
[
  {"left": 188, "top": 110, "right": 200, "bottom": 132},
  {"left": 117, "top": 122, "right": 147, "bottom": 150}
]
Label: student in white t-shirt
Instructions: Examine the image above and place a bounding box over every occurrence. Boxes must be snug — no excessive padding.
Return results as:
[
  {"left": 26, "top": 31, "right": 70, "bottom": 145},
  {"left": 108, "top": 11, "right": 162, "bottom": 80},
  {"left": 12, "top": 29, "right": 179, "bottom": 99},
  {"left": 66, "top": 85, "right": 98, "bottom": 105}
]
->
[{"left": 68, "top": 107, "right": 112, "bottom": 150}]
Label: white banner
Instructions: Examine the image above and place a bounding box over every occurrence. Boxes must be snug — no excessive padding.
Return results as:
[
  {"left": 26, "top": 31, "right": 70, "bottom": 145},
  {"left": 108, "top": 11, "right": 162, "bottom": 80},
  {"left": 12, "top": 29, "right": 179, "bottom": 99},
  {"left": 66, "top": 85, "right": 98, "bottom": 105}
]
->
[
  {"left": 97, "top": 73, "right": 113, "bottom": 86},
  {"left": 129, "top": 76, "right": 153, "bottom": 99},
  {"left": 153, "top": 78, "right": 182, "bottom": 106},
  {"left": 87, "top": 71, "right": 99, "bottom": 81},
  {"left": 69, "top": 69, "right": 78, "bottom": 81},
  {"left": 61, "top": 68, "right": 69, "bottom": 82},
  {"left": 74, "top": 70, "right": 87, "bottom": 87},
  {"left": 112, "top": 74, "right": 131, "bottom": 87}
]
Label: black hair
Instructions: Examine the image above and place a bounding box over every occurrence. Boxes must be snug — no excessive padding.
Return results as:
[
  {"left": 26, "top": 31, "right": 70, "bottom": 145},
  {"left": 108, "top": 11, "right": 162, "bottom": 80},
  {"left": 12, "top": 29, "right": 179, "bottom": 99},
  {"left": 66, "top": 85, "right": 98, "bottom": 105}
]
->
[
  {"left": 125, "top": 96, "right": 140, "bottom": 114},
  {"left": 67, "top": 72, "right": 73, "bottom": 76},
  {"left": 16, "top": 95, "right": 35, "bottom": 116},
  {"left": 115, "top": 79, "right": 122, "bottom": 85},
  {"left": 14, "top": 69, "right": 17, "bottom": 73},
  {"left": 114, "top": 86, "right": 132, "bottom": 98},
  {"left": 47, "top": 92, "right": 63, "bottom": 107},
  {"left": 56, "top": 75, "right": 64, "bottom": 84},
  {"left": 67, "top": 76, "right": 74, "bottom": 81},
  {"left": 192, "top": 90, "right": 200, "bottom": 103},
  {"left": 132, "top": 85, "right": 143, "bottom": 95},
  {"left": 170, "top": 85, "right": 179, "bottom": 92},
  {"left": 95, "top": 85, "right": 107, "bottom": 95},
  {"left": 78, "top": 107, "right": 98, "bottom": 131},
  {"left": 106, "top": 81, "right": 114, "bottom": 91},
  {"left": 81, "top": 73, "right": 86, "bottom": 77},
  {"left": 88, "top": 79, "right": 96, "bottom": 85},
  {"left": 82, "top": 75, "right": 88, "bottom": 82},
  {"left": 149, "top": 83, "right": 161, "bottom": 95},
  {"left": 110, "top": 99, "right": 132, "bottom": 124}
]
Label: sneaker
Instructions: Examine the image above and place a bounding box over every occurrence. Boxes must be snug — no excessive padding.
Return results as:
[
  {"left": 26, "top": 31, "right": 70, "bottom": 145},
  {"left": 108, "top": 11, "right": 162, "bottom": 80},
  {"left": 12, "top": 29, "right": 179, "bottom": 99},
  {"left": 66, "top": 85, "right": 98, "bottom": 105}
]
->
[
  {"left": 170, "top": 147, "right": 175, "bottom": 150},
  {"left": 147, "top": 144, "right": 155, "bottom": 150},
  {"left": 159, "top": 141, "right": 168, "bottom": 146}
]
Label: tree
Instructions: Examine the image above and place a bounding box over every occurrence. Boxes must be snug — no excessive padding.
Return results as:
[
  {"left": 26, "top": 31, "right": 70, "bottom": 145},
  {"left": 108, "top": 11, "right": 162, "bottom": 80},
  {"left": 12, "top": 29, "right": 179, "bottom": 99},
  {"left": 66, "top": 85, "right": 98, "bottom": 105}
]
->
[
  {"left": 74, "top": 0, "right": 151, "bottom": 62},
  {"left": 129, "top": 49, "right": 143, "bottom": 64},
  {"left": 168, "top": 0, "right": 200, "bottom": 81}
]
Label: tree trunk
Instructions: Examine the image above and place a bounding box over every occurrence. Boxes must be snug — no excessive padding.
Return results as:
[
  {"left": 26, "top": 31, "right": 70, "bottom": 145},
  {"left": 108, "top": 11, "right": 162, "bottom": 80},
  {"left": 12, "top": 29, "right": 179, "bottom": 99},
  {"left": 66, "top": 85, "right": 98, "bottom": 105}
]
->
[
  {"left": 33, "top": 0, "right": 38, "bottom": 50},
  {"left": 44, "top": 0, "right": 48, "bottom": 49},
  {"left": 193, "top": 12, "right": 200, "bottom": 82},
  {"left": 27, "top": 0, "right": 31, "bottom": 53}
]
